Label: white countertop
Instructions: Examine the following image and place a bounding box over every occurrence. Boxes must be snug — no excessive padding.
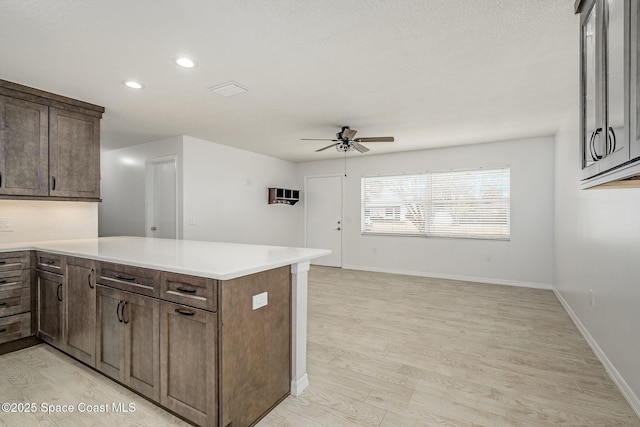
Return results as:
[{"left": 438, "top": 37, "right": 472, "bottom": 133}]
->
[{"left": 0, "top": 236, "right": 330, "bottom": 280}]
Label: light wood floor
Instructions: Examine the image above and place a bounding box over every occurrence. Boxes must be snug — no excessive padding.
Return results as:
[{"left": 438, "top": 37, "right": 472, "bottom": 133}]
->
[{"left": 0, "top": 267, "right": 638, "bottom": 426}]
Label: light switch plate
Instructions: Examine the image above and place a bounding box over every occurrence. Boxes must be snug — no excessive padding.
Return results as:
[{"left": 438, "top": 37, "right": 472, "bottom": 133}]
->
[
  {"left": 0, "top": 217, "right": 13, "bottom": 232},
  {"left": 252, "top": 291, "right": 268, "bottom": 310}
]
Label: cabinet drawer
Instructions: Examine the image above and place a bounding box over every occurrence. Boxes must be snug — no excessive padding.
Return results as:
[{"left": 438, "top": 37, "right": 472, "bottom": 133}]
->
[
  {"left": 98, "top": 262, "right": 160, "bottom": 298},
  {"left": 0, "top": 287, "right": 30, "bottom": 317},
  {"left": 160, "top": 272, "right": 217, "bottom": 312},
  {"left": 0, "top": 269, "right": 31, "bottom": 291},
  {"left": 0, "top": 251, "right": 31, "bottom": 272},
  {"left": 0, "top": 312, "right": 31, "bottom": 344},
  {"left": 36, "top": 252, "right": 63, "bottom": 274}
]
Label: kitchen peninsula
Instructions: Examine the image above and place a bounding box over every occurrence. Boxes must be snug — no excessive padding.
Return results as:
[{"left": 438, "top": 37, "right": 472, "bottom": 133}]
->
[{"left": 0, "top": 236, "right": 330, "bottom": 427}]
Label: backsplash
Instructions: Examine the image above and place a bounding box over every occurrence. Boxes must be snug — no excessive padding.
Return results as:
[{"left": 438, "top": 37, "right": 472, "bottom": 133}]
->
[{"left": 0, "top": 200, "right": 98, "bottom": 244}]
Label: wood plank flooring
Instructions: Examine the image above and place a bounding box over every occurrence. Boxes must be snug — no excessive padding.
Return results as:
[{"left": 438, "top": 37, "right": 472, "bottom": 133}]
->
[
  {"left": 259, "top": 267, "right": 639, "bottom": 427},
  {"left": 0, "top": 266, "right": 637, "bottom": 426}
]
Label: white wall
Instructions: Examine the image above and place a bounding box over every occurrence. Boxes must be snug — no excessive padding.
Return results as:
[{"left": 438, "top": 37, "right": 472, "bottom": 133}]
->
[
  {"left": 99, "top": 136, "right": 183, "bottom": 238},
  {"left": 100, "top": 135, "right": 300, "bottom": 247},
  {"left": 297, "top": 137, "right": 555, "bottom": 288},
  {"left": 0, "top": 200, "right": 97, "bottom": 243},
  {"left": 182, "top": 136, "right": 300, "bottom": 247},
  {"left": 554, "top": 82, "right": 640, "bottom": 410}
]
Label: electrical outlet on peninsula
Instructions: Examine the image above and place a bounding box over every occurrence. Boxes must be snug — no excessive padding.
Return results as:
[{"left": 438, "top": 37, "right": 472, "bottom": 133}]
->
[{"left": 252, "top": 291, "right": 268, "bottom": 310}]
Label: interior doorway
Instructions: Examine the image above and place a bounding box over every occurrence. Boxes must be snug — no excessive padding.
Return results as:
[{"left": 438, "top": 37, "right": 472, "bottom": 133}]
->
[{"left": 145, "top": 156, "right": 178, "bottom": 239}]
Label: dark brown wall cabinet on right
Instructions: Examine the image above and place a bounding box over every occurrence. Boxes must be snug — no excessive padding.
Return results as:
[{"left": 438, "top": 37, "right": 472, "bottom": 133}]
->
[
  {"left": 0, "top": 80, "right": 103, "bottom": 201},
  {"left": 577, "top": 0, "right": 640, "bottom": 187}
]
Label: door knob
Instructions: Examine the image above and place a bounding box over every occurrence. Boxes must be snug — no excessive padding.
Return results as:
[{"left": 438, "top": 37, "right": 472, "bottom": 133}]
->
[
  {"left": 150, "top": 226, "right": 157, "bottom": 231},
  {"left": 335, "top": 227, "right": 341, "bottom": 231}
]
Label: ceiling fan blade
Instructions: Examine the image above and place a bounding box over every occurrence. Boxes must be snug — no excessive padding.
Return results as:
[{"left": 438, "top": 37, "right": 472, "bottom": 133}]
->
[
  {"left": 355, "top": 136, "right": 394, "bottom": 143},
  {"left": 342, "top": 127, "right": 358, "bottom": 140},
  {"left": 352, "top": 142, "right": 370, "bottom": 153},
  {"left": 315, "top": 143, "right": 339, "bottom": 152},
  {"left": 301, "top": 138, "right": 339, "bottom": 141}
]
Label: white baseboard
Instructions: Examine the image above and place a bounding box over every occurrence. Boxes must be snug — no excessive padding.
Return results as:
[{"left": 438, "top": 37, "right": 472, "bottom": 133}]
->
[
  {"left": 340, "top": 264, "right": 552, "bottom": 290},
  {"left": 291, "top": 373, "right": 309, "bottom": 397},
  {"left": 554, "top": 289, "right": 640, "bottom": 419}
]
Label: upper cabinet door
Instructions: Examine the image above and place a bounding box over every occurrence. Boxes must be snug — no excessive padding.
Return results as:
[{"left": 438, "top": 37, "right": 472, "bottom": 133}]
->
[
  {"left": 581, "top": 0, "right": 631, "bottom": 180},
  {"left": 581, "top": 0, "right": 601, "bottom": 178},
  {"left": 631, "top": 0, "right": 640, "bottom": 160},
  {"left": 0, "top": 95, "right": 49, "bottom": 196},
  {"left": 49, "top": 107, "right": 100, "bottom": 199}
]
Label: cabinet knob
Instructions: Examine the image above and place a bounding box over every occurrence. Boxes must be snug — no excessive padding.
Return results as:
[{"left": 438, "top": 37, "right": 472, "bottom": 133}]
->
[{"left": 150, "top": 226, "right": 157, "bottom": 231}]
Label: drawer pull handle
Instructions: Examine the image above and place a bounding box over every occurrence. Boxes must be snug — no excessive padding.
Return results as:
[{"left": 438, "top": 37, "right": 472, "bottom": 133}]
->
[
  {"left": 0, "top": 280, "right": 6, "bottom": 284},
  {"left": 0, "top": 328, "right": 6, "bottom": 333},
  {"left": 56, "top": 283, "right": 63, "bottom": 302},
  {"left": 0, "top": 261, "right": 5, "bottom": 265},
  {"left": 117, "top": 301, "right": 123, "bottom": 323},
  {"left": 88, "top": 269, "right": 94, "bottom": 289},
  {"left": 176, "top": 286, "right": 196, "bottom": 294},
  {"left": 175, "top": 308, "right": 195, "bottom": 316},
  {"left": 115, "top": 274, "right": 136, "bottom": 282},
  {"left": 0, "top": 303, "right": 6, "bottom": 307}
]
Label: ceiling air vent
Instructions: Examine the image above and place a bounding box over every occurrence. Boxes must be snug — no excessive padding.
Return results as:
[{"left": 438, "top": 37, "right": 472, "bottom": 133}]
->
[{"left": 208, "top": 81, "right": 248, "bottom": 97}]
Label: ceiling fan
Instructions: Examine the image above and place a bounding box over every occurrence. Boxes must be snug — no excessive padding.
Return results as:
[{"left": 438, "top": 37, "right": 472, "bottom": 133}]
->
[{"left": 301, "top": 126, "right": 394, "bottom": 153}]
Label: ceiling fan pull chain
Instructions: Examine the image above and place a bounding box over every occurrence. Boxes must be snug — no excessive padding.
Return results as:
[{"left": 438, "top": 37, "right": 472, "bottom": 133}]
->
[{"left": 344, "top": 151, "right": 347, "bottom": 177}]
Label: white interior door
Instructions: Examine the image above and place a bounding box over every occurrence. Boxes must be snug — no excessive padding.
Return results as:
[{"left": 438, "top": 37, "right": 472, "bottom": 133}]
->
[
  {"left": 146, "top": 157, "right": 177, "bottom": 239},
  {"left": 306, "top": 175, "right": 342, "bottom": 267}
]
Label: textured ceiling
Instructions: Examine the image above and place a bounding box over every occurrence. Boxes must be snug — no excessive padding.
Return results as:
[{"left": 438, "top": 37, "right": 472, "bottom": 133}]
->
[{"left": 0, "top": 0, "right": 577, "bottom": 162}]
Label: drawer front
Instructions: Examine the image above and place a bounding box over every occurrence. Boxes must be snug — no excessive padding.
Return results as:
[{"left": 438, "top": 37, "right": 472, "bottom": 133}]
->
[
  {"left": 0, "top": 312, "right": 31, "bottom": 344},
  {"left": 36, "top": 252, "right": 63, "bottom": 274},
  {"left": 0, "top": 269, "right": 31, "bottom": 291},
  {"left": 160, "top": 272, "right": 217, "bottom": 312},
  {"left": 0, "top": 251, "right": 31, "bottom": 272},
  {"left": 98, "top": 262, "right": 160, "bottom": 298},
  {"left": 0, "top": 287, "right": 30, "bottom": 317}
]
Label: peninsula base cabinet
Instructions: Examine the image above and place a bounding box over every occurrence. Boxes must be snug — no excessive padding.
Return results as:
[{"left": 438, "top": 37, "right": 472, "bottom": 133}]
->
[
  {"left": 64, "top": 257, "right": 96, "bottom": 366},
  {"left": 95, "top": 285, "right": 160, "bottom": 402},
  {"left": 160, "top": 302, "right": 217, "bottom": 427},
  {"left": 36, "top": 269, "right": 64, "bottom": 348},
  {"left": 29, "top": 253, "right": 291, "bottom": 427}
]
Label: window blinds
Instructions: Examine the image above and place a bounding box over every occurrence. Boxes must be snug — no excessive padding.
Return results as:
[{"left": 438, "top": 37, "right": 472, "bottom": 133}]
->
[{"left": 361, "top": 168, "right": 510, "bottom": 240}]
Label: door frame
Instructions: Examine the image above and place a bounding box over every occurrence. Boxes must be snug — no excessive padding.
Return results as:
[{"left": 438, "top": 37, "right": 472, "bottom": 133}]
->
[
  {"left": 304, "top": 174, "right": 344, "bottom": 267},
  {"left": 145, "top": 155, "right": 180, "bottom": 239}
]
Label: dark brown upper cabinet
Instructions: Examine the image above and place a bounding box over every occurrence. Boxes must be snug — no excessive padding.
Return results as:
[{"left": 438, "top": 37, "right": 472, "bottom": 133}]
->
[
  {"left": 0, "top": 95, "right": 48, "bottom": 196},
  {"left": 577, "top": 0, "right": 640, "bottom": 187},
  {"left": 0, "top": 79, "right": 104, "bottom": 201}
]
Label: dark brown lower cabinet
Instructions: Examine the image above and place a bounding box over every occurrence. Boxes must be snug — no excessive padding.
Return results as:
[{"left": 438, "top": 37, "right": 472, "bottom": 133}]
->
[
  {"left": 160, "top": 302, "right": 217, "bottom": 427},
  {"left": 36, "top": 270, "right": 64, "bottom": 348},
  {"left": 95, "top": 285, "right": 160, "bottom": 401},
  {"left": 220, "top": 266, "right": 291, "bottom": 427},
  {"left": 64, "top": 257, "right": 96, "bottom": 366}
]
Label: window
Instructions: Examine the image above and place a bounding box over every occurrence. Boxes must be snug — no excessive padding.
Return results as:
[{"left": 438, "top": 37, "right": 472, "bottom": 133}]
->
[{"left": 361, "top": 168, "right": 510, "bottom": 240}]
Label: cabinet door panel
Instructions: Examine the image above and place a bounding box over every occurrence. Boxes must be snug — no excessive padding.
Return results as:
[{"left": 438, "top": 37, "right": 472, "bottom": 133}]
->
[
  {"left": 36, "top": 270, "right": 63, "bottom": 347},
  {"left": 65, "top": 257, "right": 96, "bottom": 366},
  {"left": 96, "top": 285, "right": 124, "bottom": 380},
  {"left": 0, "top": 95, "right": 48, "bottom": 196},
  {"left": 582, "top": 0, "right": 600, "bottom": 176},
  {"left": 632, "top": 0, "right": 640, "bottom": 159},
  {"left": 160, "top": 302, "right": 216, "bottom": 427},
  {"left": 49, "top": 107, "right": 100, "bottom": 199},
  {"left": 124, "top": 292, "right": 159, "bottom": 401}
]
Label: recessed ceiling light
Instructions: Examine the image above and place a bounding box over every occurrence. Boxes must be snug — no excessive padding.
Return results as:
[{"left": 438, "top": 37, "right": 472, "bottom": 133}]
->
[
  {"left": 208, "top": 81, "right": 248, "bottom": 97},
  {"left": 176, "top": 57, "right": 198, "bottom": 68},
  {"left": 122, "top": 80, "right": 144, "bottom": 89}
]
